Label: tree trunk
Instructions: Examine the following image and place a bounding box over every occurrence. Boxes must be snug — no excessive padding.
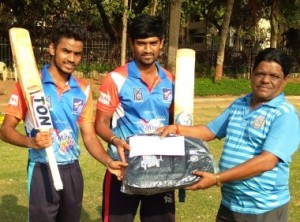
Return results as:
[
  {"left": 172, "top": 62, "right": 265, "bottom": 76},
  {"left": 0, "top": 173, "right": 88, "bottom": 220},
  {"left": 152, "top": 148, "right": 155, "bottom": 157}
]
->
[
  {"left": 270, "top": 0, "right": 279, "bottom": 48},
  {"left": 121, "top": 0, "right": 129, "bottom": 65},
  {"left": 150, "top": 0, "right": 158, "bottom": 16},
  {"left": 214, "top": 0, "right": 235, "bottom": 82},
  {"left": 166, "top": 0, "right": 182, "bottom": 74}
]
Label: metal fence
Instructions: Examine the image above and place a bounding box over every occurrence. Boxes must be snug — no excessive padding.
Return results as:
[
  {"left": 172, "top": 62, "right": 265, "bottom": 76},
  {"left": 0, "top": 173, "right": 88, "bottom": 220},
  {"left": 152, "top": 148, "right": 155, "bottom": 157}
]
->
[{"left": 0, "top": 35, "right": 299, "bottom": 80}]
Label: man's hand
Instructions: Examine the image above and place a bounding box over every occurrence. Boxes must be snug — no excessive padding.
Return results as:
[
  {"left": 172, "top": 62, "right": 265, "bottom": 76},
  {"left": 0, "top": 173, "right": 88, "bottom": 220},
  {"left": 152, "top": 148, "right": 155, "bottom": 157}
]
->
[
  {"left": 156, "top": 124, "right": 178, "bottom": 137},
  {"left": 113, "top": 138, "right": 131, "bottom": 163},
  {"left": 107, "top": 160, "right": 128, "bottom": 180},
  {"left": 31, "top": 130, "right": 53, "bottom": 150},
  {"left": 185, "top": 171, "right": 217, "bottom": 190}
]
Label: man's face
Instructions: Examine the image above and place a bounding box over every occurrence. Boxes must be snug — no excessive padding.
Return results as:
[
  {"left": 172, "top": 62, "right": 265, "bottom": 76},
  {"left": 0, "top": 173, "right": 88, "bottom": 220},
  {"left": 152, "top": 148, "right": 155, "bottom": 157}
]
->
[
  {"left": 49, "top": 37, "right": 83, "bottom": 75},
  {"left": 131, "top": 37, "right": 163, "bottom": 67},
  {"left": 251, "top": 61, "right": 288, "bottom": 104}
]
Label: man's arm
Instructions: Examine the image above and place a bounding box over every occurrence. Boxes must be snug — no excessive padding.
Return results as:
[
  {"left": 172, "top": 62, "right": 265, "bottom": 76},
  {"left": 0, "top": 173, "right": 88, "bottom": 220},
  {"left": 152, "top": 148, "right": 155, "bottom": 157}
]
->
[
  {"left": 186, "top": 150, "right": 279, "bottom": 190},
  {"left": 0, "top": 114, "right": 52, "bottom": 149},
  {"left": 79, "top": 122, "right": 127, "bottom": 178},
  {"left": 159, "top": 124, "right": 216, "bottom": 142},
  {"left": 95, "top": 109, "right": 130, "bottom": 162}
]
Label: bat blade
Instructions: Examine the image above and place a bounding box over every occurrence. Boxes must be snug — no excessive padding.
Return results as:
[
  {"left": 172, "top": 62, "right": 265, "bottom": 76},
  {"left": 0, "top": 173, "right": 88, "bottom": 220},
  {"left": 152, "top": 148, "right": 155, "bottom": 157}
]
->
[
  {"left": 9, "top": 28, "right": 63, "bottom": 191},
  {"left": 174, "top": 48, "right": 195, "bottom": 203},
  {"left": 174, "top": 48, "right": 196, "bottom": 126}
]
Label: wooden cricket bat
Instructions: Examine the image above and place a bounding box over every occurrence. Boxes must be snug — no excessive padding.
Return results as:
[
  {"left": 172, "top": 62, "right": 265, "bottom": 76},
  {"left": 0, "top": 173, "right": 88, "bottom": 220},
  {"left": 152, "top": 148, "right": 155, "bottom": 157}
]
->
[
  {"left": 9, "top": 28, "right": 63, "bottom": 191},
  {"left": 174, "top": 48, "right": 196, "bottom": 202},
  {"left": 174, "top": 48, "right": 195, "bottom": 127}
]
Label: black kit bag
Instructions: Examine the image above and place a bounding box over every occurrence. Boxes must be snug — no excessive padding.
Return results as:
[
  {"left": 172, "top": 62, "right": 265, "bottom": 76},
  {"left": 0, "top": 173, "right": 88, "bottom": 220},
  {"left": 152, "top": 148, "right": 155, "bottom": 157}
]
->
[{"left": 121, "top": 134, "right": 215, "bottom": 195}]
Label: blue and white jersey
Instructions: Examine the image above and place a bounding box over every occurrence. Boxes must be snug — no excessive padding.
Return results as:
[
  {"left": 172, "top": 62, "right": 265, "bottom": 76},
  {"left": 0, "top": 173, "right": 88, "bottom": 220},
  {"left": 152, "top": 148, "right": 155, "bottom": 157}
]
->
[
  {"left": 6, "top": 64, "right": 94, "bottom": 164},
  {"left": 97, "top": 60, "right": 174, "bottom": 160},
  {"left": 207, "top": 93, "right": 300, "bottom": 214}
]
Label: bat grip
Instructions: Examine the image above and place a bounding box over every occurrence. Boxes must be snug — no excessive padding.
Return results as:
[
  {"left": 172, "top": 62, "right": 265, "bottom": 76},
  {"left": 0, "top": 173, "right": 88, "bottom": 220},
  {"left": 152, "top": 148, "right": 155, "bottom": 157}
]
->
[{"left": 45, "top": 146, "right": 63, "bottom": 191}]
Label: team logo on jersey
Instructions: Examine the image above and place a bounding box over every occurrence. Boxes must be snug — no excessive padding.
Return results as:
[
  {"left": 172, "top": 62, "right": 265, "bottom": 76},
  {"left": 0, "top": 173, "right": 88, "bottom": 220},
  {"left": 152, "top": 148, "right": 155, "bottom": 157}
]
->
[
  {"left": 252, "top": 116, "right": 266, "bottom": 129},
  {"left": 133, "top": 88, "right": 143, "bottom": 102},
  {"left": 162, "top": 88, "right": 172, "bottom": 102},
  {"left": 72, "top": 98, "right": 84, "bottom": 114},
  {"left": 8, "top": 94, "right": 18, "bottom": 106}
]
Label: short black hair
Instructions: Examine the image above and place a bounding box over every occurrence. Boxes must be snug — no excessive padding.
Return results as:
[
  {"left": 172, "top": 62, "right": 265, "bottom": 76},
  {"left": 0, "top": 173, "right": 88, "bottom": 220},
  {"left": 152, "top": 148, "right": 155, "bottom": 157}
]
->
[
  {"left": 50, "top": 20, "right": 86, "bottom": 46},
  {"left": 128, "top": 14, "right": 164, "bottom": 41},
  {"left": 253, "top": 48, "right": 292, "bottom": 77}
]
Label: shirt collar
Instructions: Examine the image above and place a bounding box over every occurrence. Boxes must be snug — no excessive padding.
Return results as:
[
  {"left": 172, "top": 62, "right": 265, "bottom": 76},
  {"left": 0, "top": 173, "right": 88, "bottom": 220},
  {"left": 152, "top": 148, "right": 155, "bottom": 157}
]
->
[
  {"left": 41, "top": 64, "right": 78, "bottom": 88},
  {"left": 244, "top": 93, "right": 286, "bottom": 108}
]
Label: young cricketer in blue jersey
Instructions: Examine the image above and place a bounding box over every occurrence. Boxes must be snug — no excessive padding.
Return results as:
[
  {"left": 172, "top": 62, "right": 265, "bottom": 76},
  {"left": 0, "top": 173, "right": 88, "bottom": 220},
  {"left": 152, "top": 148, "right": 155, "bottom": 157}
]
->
[
  {"left": 95, "top": 15, "right": 175, "bottom": 222},
  {"left": 0, "top": 20, "right": 125, "bottom": 222},
  {"left": 159, "top": 48, "right": 300, "bottom": 222}
]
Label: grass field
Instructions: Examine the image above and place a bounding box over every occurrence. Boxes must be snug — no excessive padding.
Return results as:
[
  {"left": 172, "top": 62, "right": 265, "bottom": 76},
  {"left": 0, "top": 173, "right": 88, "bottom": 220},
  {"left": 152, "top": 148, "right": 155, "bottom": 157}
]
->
[{"left": 0, "top": 98, "right": 299, "bottom": 222}]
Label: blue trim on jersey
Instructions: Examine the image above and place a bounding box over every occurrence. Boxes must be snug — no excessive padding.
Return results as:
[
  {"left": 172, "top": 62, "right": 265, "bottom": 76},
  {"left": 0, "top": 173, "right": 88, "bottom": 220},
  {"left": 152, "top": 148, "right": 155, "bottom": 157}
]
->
[
  {"left": 207, "top": 93, "right": 300, "bottom": 214},
  {"left": 108, "top": 60, "right": 174, "bottom": 160},
  {"left": 27, "top": 64, "right": 87, "bottom": 164},
  {"left": 27, "top": 161, "right": 35, "bottom": 198}
]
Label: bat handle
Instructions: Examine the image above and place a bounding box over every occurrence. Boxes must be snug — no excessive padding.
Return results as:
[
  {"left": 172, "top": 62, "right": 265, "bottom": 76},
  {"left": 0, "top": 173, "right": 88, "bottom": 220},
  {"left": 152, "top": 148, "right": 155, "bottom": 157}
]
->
[{"left": 45, "top": 146, "right": 63, "bottom": 191}]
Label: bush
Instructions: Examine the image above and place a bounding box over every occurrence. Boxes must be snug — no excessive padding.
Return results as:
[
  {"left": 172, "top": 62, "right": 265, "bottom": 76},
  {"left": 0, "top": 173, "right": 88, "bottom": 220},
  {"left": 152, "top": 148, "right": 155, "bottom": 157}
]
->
[{"left": 77, "top": 62, "right": 113, "bottom": 78}]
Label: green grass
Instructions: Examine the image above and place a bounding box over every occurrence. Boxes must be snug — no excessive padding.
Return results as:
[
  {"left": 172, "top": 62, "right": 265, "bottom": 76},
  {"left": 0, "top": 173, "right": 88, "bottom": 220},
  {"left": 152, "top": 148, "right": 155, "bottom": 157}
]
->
[
  {"left": 0, "top": 100, "right": 299, "bottom": 222},
  {"left": 194, "top": 78, "right": 300, "bottom": 96}
]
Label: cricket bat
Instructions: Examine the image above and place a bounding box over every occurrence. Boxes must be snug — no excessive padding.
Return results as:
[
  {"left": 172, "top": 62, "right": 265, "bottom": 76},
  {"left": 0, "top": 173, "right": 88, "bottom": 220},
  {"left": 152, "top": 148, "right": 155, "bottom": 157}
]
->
[
  {"left": 9, "top": 28, "right": 63, "bottom": 191},
  {"left": 174, "top": 48, "right": 195, "bottom": 127},
  {"left": 174, "top": 48, "right": 196, "bottom": 202}
]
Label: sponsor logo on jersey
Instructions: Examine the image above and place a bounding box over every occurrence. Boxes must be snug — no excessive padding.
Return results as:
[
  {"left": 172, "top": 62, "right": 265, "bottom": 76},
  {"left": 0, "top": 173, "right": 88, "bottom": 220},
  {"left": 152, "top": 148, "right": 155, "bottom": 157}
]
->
[
  {"left": 138, "top": 118, "right": 164, "bottom": 133},
  {"left": 8, "top": 94, "right": 18, "bottom": 106},
  {"left": 58, "top": 128, "right": 75, "bottom": 152},
  {"left": 72, "top": 98, "right": 84, "bottom": 114},
  {"left": 133, "top": 88, "right": 143, "bottom": 102},
  {"left": 98, "top": 91, "right": 110, "bottom": 105},
  {"left": 162, "top": 88, "right": 172, "bottom": 102}
]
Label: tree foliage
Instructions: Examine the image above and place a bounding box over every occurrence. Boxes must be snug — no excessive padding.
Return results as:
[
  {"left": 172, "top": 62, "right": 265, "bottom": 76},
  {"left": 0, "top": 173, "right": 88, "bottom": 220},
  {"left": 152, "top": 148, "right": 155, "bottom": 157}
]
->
[{"left": 0, "top": 0, "right": 299, "bottom": 79}]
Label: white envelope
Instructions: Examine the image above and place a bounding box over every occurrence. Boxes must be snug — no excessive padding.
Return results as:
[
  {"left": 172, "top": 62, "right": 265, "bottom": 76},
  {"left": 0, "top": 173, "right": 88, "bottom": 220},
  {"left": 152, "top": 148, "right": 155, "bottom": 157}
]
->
[{"left": 129, "top": 135, "right": 185, "bottom": 158}]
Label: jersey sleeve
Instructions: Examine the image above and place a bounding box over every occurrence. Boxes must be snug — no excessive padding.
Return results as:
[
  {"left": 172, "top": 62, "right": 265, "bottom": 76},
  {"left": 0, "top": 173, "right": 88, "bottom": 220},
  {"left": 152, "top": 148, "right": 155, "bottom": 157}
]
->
[
  {"left": 263, "top": 110, "right": 300, "bottom": 163},
  {"left": 77, "top": 82, "right": 94, "bottom": 124},
  {"left": 96, "top": 73, "right": 120, "bottom": 112},
  {"left": 5, "top": 82, "right": 27, "bottom": 120},
  {"left": 207, "top": 107, "right": 230, "bottom": 139}
]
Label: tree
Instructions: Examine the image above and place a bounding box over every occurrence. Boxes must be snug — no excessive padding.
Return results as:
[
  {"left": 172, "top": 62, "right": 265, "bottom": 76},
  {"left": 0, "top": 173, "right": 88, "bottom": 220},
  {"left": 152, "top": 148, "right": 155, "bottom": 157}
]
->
[
  {"left": 166, "top": 0, "right": 182, "bottom": 73},
  {"left": 121, "top": 0, "right": 129, "bottom": 65},
  {"left": 214, "top": 0, "right": 235, "bottom": 82}
]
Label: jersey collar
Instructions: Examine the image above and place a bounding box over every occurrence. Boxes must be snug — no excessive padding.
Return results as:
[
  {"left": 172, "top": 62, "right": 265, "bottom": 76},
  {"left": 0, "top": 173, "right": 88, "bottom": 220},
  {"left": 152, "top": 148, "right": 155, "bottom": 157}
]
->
[
  {"left": 41, "top": 64, "right": 79, "bottom": 88},
  {"left": 245, "top": 93, "right": 286, "bottom": 108}
]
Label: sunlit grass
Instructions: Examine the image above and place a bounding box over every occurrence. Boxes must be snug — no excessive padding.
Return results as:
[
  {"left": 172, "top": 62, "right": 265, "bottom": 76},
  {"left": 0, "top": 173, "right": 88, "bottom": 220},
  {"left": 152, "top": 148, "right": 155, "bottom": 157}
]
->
[{"left": 0, "top": 99, "right": 299, "bottom": 221}]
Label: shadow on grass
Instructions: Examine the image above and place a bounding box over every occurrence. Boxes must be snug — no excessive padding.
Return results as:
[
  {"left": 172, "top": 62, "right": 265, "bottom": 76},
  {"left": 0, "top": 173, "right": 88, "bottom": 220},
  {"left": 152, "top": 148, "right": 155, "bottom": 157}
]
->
[{"left": 0, "top": 194, "right": 28, "bottom": 221}]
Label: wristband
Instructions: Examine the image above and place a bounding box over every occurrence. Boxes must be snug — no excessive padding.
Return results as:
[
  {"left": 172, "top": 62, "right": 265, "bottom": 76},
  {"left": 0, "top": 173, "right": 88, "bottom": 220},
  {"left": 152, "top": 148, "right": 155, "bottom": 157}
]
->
[
  {"left": 110, "top": 136, "right": 119, "bottom": 144},
  {"left": 215, "top": 173, "right": 223, "bottom": 187}
]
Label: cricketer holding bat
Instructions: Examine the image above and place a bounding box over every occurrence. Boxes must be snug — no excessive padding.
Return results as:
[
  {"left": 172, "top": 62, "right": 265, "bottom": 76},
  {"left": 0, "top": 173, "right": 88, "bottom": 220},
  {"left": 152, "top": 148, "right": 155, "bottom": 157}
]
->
[
  {"left": 159, "top": 48, "right": 300, "bottom": 222},
  {"left": 0, "top": 20, "right": 126, "bottom": 222},
  {"left": 95, "top": 15, "right": 176, "bottom": 221}
]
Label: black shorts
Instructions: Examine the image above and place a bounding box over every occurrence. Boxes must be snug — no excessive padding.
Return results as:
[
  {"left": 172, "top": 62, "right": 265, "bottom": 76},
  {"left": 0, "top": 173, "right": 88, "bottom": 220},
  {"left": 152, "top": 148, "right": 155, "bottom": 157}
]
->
[
  {"left": 102, "top": 170, "right": 175, "bottom": 222},
  {"left": 28, "top": 160, "right": 83, "bottom": 222},
  {"left": 216, "top": 202, "right": 289, "bottom": 222}
]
